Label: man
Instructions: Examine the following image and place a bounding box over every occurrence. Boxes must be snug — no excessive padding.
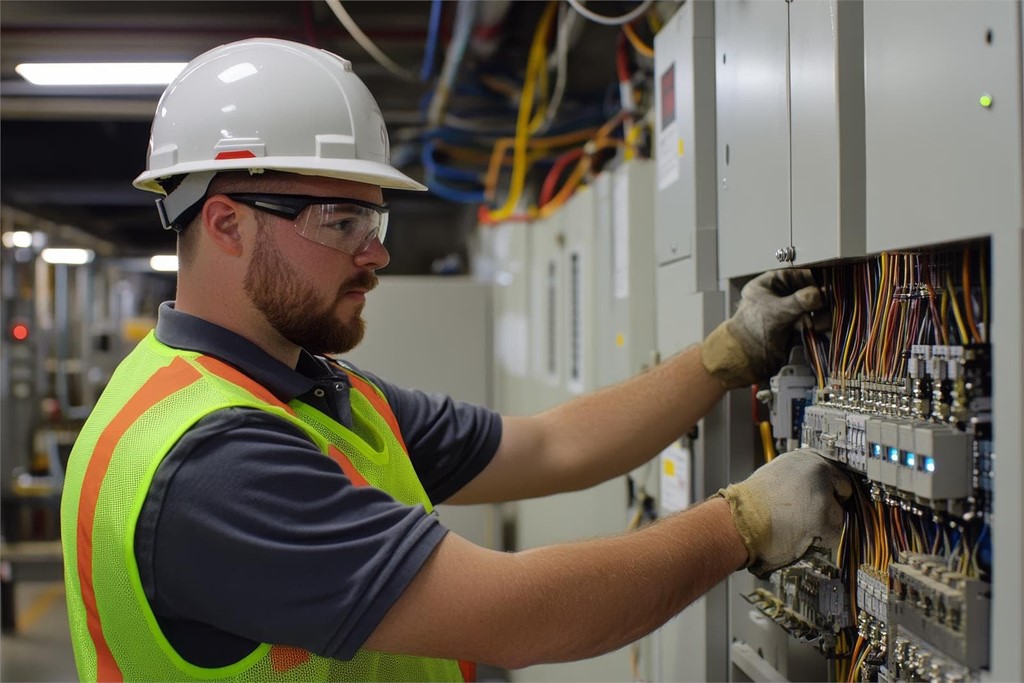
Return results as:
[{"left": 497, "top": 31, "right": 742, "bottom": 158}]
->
[{"left": 61, "top": 38, "right": 850, "bottom": 682}]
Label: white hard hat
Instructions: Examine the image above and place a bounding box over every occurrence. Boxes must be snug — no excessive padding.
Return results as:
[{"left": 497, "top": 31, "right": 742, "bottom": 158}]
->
[{"left": 133, "top": 37, "right": 426, "bottom": 230}]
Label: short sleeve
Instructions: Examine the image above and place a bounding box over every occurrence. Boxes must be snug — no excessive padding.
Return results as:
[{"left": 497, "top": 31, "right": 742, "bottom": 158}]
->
[
  {"left": 136, "top": 407, "right": 449, "bottom": 664},
  {"left": 349, "top": 367, "right": 502, "bottom": 504}
]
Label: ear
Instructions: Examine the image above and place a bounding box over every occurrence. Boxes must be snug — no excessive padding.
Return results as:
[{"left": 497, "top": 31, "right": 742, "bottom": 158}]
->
[{"left": 201, "top": 195, "right": 245, "bottom": 256}]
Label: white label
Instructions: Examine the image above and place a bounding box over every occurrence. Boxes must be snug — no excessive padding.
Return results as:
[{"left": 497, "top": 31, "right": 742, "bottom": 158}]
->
[
  {"left": 657, "top": 122, "right": 681, "bottom": 190},
  {"left": 659, "top": 440, "right": 692, "bottom": 513}
]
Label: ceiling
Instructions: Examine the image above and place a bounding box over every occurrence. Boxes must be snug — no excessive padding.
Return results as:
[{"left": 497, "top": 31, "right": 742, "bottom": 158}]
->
[{"left": 1, "top": 0, "right": 633, "bottom": 269}]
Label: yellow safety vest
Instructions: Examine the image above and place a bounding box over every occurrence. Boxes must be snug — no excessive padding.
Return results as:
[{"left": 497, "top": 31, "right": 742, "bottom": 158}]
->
[{"left": 60, "top": 332, "right": 472, "bottom": 682}]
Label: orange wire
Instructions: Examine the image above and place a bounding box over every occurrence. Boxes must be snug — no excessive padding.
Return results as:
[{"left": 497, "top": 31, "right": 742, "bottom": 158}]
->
[{"left": 622, "top": 22, "right": 654, "bottom": 58}]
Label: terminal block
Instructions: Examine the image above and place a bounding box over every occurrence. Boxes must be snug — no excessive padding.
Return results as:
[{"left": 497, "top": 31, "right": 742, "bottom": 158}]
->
[
  {"left": 888, "top": 553, "right": 990, "bottom": 670},
  {"left": 744, "top": 555, "right": 852, "bottom": 653},
  {"left": 801, "top": 404, "right": 868, "bottom": 472},
  {"left": 857, "top": 565, "right": 889, "bottom": 624},
  {"left": 890, "top": 628, "right": 975, "bottom": 682}
]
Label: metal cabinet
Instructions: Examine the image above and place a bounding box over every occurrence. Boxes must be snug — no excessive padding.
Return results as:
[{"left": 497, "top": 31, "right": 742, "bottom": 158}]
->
[
  {"left": 715, "top": 0, "right": 791, "bottom": 278},
  {"left": 716, "top": 0, "right": 865, "bottom": 278},
  {"left": 864, "top": 0, "right": 1023, "bottom": 251},
  {"left": 654, "top": 0, "right": 717, "bottom": 271},
  {"left": 488, "top": 221, "right": 532, "bottom": 416},
  {"left": 790, "top": 0, "right": 865, "bottom": 265}
]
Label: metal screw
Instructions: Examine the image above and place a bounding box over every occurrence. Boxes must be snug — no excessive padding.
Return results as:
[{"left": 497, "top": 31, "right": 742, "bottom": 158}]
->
[{"left": 774, "top": 246, "right": 796, "bottom": 263}]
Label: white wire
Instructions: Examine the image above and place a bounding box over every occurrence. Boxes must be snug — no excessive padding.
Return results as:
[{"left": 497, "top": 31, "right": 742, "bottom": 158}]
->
[
  {"left": 427, "top": 0, "right": 478, "bottom": 127},
  {"left": 324, "top": 0, "right": 420, "bottom": 83},
  {"left": 540, "top": 2, "right": 575, "bottom": 133},
  {"left": 566, "top": 0, "right": 655, "bottom": 27}
]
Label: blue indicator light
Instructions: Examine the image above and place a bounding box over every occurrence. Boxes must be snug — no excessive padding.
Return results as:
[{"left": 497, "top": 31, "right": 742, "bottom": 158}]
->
[
  {"left": 872, "top": 443, "right": 882, "bottom": 458},
  {"left": 888, "top": 447, "right": 899, "bottom": 463},
  {"left": 905, "top": 452, "right": 916, "bottom": 468},
  {"left": 923, "top": 457, "right": 936, "bottom": 473}
]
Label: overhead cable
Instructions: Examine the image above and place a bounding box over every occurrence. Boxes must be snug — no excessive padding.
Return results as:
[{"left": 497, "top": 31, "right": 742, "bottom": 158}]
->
[
  {"left": 324, "top": 0, "right": 419, "bottom": 83},
  {"left": 420, "top": 0, "right": 444, "bottom": 81},
  {"left": 566, "top": 0, "right": 656, "bottom": 27}
]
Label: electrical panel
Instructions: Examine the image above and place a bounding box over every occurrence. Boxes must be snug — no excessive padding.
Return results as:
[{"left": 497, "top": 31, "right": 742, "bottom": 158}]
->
[
  {"left": 653, "top": 0, "right": 717, "bottom": 288},
  {"left": 744, "top": 245, "right": 997, "bottom": 683},
  {"left": 488, "top": 221, "right": 532, "bottom": 416},
  {"left": 594, "top": 160, "right": 658, "bottom": 388},
  {"left": 562, "top": 186, "right": 596, "bottom": 395},
  {"left": 527, "top": 210, "right": 571, "bottom": 411}
]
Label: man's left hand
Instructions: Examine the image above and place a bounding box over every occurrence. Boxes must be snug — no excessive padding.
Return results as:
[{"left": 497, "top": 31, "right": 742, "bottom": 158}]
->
[{"left": 700, "top": 269, "right": 824, "bottom": 389}]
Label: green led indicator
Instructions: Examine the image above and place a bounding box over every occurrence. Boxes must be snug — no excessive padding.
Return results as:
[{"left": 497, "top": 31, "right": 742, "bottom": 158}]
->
[{"left": 980, "top": 94, "right": 993, "bottom": 108}]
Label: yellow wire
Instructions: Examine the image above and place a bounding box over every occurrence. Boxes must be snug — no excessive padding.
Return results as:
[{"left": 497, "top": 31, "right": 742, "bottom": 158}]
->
[
  {"left": 946, "top": 273, "right": 969, "bottom": 345},
  {"left": 483, "top": 127, "right": 602, "bottom": 199},
  {"left": 646, "top": 7, "right": 663, "bottom": 33},
  {"left": 487, "top": 1, "right": 558, "bottom": 221},
  {"left": 980, "top": 248, "right": 988, "bottom": 342},
  {"left": 623, "top": 22, "right": 654, "bottom": 58},
  {"left": 759, "top": 421, "right": 776, "bottom": 463},
  {"left": 963, "top": 249, "right": 982, "bottom": 343},
  {"left": 861, "top": 254, "right": 888, "bottom": 378},
  {"left": 839, "top": 279, "right": 858, "bottom": 379},
  {"left": 940, "top": 286, "right": 950, "bottom": 343}
]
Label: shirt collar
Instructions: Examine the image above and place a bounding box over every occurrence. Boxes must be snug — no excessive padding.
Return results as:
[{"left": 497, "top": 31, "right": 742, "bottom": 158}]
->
[{"left": 154, "top": 302, "right": 341, "bottom": 402}]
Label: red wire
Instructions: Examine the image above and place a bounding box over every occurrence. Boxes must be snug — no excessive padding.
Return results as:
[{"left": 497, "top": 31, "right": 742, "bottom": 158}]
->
[
  {"left": 616, "top": 32, "right": 631, "bottom": 83},
  {"left": 539, "top": 148, "right": 584, "bottom": 207}
]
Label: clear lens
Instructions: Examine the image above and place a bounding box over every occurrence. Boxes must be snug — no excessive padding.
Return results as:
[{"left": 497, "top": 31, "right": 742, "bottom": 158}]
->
[{"left": 292, "top": 202, "right": 388, "bottom": 255}]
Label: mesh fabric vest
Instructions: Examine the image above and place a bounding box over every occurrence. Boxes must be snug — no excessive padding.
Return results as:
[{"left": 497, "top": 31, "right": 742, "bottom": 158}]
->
[{"left": 60, "top": 333, "right": 470, "bottom": 682}]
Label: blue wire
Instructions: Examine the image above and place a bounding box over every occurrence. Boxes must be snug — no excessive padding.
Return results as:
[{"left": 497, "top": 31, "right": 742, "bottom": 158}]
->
[
  {"left": 420, "top": 141, "right": 485, "bottom": 203},
  {"left": 420, "top": 0, "right": 443, "bottom": 82},
  {"left": 426, "top": 175, "right": 485, "bottom": 203},
  {"left": 421, "top": 141, "right": 482, "bottom": 182}
]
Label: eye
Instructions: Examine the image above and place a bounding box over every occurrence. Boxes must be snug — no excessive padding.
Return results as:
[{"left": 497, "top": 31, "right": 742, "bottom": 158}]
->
[{"left": 328, "top": 217, "right": 359, "bottom": 233}]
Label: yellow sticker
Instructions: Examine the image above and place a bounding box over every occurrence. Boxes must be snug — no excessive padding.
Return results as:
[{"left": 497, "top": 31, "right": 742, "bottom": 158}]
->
[
  {"left": 678, "top": 139, "right": 684, "bottom": 156},
  {"left": 664, "top": 459, "right": 676, "bottom": 476},
  {"left": 616, "top": 332, "right": 625, "bottom": 347}
]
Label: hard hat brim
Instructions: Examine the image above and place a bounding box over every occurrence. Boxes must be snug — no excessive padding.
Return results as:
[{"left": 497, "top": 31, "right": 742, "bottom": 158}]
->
[{"left": 134, "top": 157, "right": 427, "bottom": 195}]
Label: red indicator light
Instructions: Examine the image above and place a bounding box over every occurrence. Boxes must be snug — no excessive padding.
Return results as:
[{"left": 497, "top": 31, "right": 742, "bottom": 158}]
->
[{"left": 11, "top": 323, "right": 29, "bottom": 341}]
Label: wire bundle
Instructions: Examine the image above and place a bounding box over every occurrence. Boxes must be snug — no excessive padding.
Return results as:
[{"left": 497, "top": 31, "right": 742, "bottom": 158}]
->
[{"left": 803, "top": 247, "right": 990, "bottom": 391}]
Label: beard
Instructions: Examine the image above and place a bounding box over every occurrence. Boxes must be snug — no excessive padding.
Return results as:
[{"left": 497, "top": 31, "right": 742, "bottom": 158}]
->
[{"left": 243, "top": 225, "right": 377, "bottom": 356}]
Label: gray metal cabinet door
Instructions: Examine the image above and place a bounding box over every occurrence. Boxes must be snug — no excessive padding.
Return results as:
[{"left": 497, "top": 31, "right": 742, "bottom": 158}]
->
[
  {"left": 790, "top": 0, "right": 865, "bottom": 266},
  {"left": 865, "top": 0, "right": 1023, "bottom": 251},
  {"left": 716, "top": 0, "right": 791, "bottom": 278}
]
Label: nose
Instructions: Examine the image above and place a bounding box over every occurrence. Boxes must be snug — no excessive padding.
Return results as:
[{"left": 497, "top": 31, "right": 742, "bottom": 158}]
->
[{"left": 354, "top": 237, "right": 390, "bottom": 270}]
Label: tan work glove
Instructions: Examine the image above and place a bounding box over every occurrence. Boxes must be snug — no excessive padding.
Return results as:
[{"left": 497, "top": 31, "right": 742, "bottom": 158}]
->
[
  {"left": 718, "top": 448, "right": 852, "bottom": 578},
  {"left": 701, "top": 269, "right": 823, "bottom": 389}
]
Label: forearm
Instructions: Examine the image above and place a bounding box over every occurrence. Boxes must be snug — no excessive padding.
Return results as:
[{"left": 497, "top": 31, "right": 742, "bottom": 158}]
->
[
  {"left": 534, "top": 345, "right": 726, "bottom": 491},
  {"left": 366, "top": 496, "right": 746, "bottom": 668},
  {"left": 449, "top": 345, "right": 727, "bottom": 504},
  {"left": 503, "top": 496, "right": 745, "bottom": 664}
]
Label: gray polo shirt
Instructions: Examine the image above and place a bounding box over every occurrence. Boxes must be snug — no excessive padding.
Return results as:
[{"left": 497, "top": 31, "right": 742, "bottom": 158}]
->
[{"left": 135, "top": 303, "right": 501, "bottom": 666}]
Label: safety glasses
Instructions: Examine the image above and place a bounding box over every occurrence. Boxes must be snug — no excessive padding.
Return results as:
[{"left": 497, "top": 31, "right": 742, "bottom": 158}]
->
[{"left": 226, "top": 193, "right": 389, "bottom": 255}]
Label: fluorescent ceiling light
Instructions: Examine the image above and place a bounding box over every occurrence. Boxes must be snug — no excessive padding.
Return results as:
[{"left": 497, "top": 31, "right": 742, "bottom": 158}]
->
[
  {"left": 1, "top": 231, "right": 33, "bottom": 249},
  {"left": 149, "top": 255, "right": 179, "bottom": 272},
  {"left": 15, "top": 62, "right": 187, "bottom": 86},
  {"left": 41, "top": 248, "right": 95, "bottom": 265}
]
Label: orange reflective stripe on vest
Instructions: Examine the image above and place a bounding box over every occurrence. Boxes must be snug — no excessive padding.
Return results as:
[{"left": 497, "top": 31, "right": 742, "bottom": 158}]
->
[
  {"left": 76, "top": 356, "right": 203, "bottom": 682},
  {"left": 196, "top": 355, "right": 370, "bottom": 487},
  {"left": 345, "top": 371, "right": 411, "bottom": 456}
]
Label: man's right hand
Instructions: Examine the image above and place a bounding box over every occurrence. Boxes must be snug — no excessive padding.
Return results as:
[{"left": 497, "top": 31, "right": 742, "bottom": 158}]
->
[{"left": 718, "top": 448, "right": 852, "bottom": 577}]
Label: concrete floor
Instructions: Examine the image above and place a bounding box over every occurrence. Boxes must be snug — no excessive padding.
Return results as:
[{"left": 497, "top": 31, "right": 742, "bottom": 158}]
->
[{"left": 1, "top": 581, "right": 78, "bottom": 682}]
